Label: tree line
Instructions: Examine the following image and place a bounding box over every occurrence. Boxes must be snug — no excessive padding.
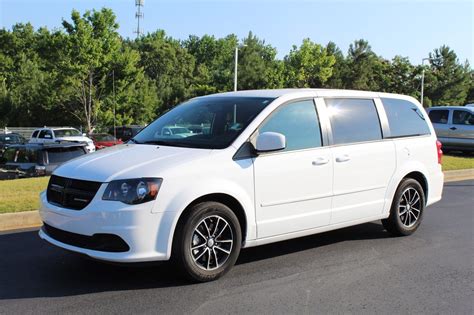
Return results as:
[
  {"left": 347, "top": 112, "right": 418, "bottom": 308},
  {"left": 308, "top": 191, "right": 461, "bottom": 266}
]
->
[{"left": 0, "top": 8, "right": 472, "bottom": 132}]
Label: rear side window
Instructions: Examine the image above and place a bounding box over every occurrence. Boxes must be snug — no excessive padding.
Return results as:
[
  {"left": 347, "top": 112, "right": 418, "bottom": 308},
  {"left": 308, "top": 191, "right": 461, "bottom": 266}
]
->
[
  {"left": 453, "top": 110, "right": 474, "bottom": 125},
  {"left": 325, "top": 98, "right": 382, "bottom": 145},
  {"left": 259, "top": 100, "right": 322, "bottom": 151},
  {"left": 46, "top": 147, "right": 86, "bottom": 164},
  {"left": 381, "top": 98, "right": 431, "bottom": 138},
  {"left": 428, "top": 110, "right": 449, "bottom": 124}
]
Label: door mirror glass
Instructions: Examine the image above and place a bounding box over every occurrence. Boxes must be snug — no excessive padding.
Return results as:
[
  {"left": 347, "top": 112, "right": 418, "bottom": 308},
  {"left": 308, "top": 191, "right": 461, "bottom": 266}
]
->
[{"left": 256, "top": 132, "right": 286, "bottom": 153}]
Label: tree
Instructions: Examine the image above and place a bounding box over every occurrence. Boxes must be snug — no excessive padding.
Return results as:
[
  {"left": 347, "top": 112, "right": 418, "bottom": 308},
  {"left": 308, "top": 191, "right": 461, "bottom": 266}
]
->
[
  {"left": 423, "top": 46, "right": 471, "bottom": 105},
  {"left": 284, "top": 38, "right": 336, "bottom": 88},
  {"left": 59, "top": 8, "right": 122, "bottom": 132},
  {"left": 135, "top": 30, "right": 195, "bottom": 113}
]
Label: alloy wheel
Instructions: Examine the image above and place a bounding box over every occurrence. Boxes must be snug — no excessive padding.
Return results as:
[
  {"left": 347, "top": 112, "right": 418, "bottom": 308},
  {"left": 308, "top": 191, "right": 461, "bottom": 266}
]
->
[
  {"left": 398, "top": 187, "right": 422, "bottom": 228},
  {"left": 190, "top": 215, "right": 234, "bottom": 271}
]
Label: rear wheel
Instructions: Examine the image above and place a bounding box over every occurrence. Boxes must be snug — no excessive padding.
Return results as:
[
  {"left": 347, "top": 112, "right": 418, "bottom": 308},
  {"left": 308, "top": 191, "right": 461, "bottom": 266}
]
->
[
  {"left": 382, "top": 178, "right": 425, "bottom": 236},
  {"left": 173, "top": 202, "right": 242, "bottom": 282}
]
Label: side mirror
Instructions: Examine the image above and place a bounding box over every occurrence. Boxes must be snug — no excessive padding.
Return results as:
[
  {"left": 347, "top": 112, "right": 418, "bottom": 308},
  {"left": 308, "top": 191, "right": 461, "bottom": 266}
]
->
[
  {"left": 256, "top": 132, "right": 286, "bottom": 153},
  {"left": 82, "top": 133, "right": 86, "bottom": 137}
]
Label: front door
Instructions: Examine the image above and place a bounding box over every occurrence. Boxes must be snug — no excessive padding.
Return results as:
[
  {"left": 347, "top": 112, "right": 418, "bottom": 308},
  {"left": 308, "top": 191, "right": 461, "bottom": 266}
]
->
[{"left": 254, "top": 99, "right": 333, "bottom": 239}]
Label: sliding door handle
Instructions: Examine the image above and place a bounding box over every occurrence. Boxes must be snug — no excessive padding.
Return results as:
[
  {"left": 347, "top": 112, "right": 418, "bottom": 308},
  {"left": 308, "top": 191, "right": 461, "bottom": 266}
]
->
[
  {"left": 312, "top": 157, "right": 329, "bottom": 166},
  {"left": 335, "top": 154, "right": 350, "bottom": 163}
]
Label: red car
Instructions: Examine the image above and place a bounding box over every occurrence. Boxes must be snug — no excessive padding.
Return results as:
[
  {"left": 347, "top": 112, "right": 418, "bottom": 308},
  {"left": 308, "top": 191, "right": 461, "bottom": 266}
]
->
[{"left": 89, "top": 133, "right": 123, "bottom": 150}]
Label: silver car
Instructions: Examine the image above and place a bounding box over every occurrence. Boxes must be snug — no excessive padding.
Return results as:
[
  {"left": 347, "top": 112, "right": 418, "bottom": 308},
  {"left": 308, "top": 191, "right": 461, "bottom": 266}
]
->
[{"left": 427, "top": 106, "right": 474, "bottom": 153}]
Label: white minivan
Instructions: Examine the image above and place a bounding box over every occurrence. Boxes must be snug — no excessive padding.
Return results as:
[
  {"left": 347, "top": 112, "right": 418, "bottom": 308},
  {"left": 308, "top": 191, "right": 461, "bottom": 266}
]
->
[{"left": 39, "top": 89, "right": 444, "bottom": 282}]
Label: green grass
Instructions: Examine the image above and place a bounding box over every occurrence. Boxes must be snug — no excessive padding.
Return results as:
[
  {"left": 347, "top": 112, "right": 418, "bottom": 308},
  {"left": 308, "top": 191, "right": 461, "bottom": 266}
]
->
[
  {"left": 442, "top": 154, "right": 474, "bottom": 171},
  {"left": 0, "top": 177, "right": 49, "bottom": 214},
  {"left": 0, "top": 154, "right": 472, "bottom": 214}
]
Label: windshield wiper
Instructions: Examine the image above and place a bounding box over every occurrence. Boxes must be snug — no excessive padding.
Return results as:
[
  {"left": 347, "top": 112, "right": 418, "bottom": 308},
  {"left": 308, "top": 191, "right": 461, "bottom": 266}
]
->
[{"left": 141, "top": 140, "right": 196, "bottom": 148}]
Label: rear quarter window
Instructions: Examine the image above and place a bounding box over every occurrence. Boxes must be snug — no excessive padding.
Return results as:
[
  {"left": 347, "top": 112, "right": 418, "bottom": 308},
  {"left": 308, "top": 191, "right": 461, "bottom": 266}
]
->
[
  {"left": 381, "top": 98, "right": 431, "bottom": 138},
  {"left": 46, "top": 147, "right": 86, "bottom": 164}
]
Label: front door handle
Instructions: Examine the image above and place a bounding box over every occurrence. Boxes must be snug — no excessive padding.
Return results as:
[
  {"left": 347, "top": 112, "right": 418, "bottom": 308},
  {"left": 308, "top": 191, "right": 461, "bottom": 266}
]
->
[
  {"left": 312, "top": 157, "right": 329, "bottom": 166},
  {"left": 449, "top": 127, "right": 457, "bottom": 130},
  {"left": 335, "top": 154, "right": 350, "bottom": 163}
]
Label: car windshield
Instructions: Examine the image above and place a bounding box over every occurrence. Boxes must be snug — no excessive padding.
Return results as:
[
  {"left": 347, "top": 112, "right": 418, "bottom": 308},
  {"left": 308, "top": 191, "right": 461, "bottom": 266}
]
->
[
  {"left": 54, "top": 129, "right": 82, "bottom": 137},
  {"left": 133, "top": 96, "right": 274, "bottom": 149},
  {"left": 47, "top": 147, "right": 86, "bottom": 163}
]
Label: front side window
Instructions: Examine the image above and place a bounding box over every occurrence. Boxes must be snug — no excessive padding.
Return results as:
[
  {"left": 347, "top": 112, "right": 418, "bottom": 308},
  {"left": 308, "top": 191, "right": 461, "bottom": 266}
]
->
[
  {"left": 133, "top": 97, "right": 274, "bottom": 149},
  {"left": 38, "top": 130, "right": 53, "bottom": 139},
  {"left": 258, "top": 100, "right": 322, "bottom": 152},
  {"left": 428, "top": 110, "right": 449, "bottom": 124},
  {"left": 326, "top": 98, "right": 382, "bottom": 145},
  {"left": 452, "top": 110, "right": 474, "bottom": 125},
  {"left": 381, "top": 98, "right": 431, "bottom": 138}
]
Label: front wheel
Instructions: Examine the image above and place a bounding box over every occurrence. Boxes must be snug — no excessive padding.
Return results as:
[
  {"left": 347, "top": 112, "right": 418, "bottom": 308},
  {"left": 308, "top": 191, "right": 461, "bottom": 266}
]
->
[
  {"left": 382, "top": 178, "right": 425, "bottom": 236},
  {"left": 173, "top": 202, "right": 242, "bottom": 282}
]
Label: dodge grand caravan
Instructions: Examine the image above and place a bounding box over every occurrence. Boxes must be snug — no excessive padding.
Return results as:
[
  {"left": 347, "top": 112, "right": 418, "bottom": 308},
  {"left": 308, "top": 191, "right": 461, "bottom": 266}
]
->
[{"left": 39, "top": 89, "right": 444, "bottom": 282}]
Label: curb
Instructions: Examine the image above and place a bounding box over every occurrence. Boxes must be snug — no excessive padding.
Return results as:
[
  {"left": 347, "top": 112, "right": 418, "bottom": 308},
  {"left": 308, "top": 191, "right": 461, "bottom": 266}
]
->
[
  {"left": 443, "top": 169, "right": 474, "bottom": 183},
  {"left": 0, "top": 210, "right": 42, "bottom": 232},
  {"left": 0, "top": 169, "right": 473, "bottom": 232}
]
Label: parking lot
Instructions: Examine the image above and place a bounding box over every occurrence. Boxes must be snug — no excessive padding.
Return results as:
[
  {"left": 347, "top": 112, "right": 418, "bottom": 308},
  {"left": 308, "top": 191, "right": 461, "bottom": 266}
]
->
[{"left": 0, "top": 180, "right": 472, "bottom": 314}]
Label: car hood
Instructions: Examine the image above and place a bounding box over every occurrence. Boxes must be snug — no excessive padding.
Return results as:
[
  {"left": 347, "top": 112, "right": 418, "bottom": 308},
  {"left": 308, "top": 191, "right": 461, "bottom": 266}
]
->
[
  {"left": 57, "top": 136, "right": 92, "bottom": 143},
  {"left": 53, "top": 144, "right": 213, "bottom": 182}
]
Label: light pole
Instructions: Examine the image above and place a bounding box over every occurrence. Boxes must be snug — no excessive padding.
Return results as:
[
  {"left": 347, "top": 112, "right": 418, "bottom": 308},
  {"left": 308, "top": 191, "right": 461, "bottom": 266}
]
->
[
  {"left": 234, "top": 44, "right": 247, "bottom": 91},
  {"left": 420, "top": 57, "right": 441, "bottom": 107}
]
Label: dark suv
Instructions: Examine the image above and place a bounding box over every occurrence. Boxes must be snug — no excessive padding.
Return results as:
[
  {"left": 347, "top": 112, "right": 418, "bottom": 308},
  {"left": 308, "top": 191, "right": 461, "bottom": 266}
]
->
[
  {"left": 0, "top": 133, "right": 26, "bottom": 155},
  {"left": 0, "top": 143, "right": 87, "bottom": 180}
]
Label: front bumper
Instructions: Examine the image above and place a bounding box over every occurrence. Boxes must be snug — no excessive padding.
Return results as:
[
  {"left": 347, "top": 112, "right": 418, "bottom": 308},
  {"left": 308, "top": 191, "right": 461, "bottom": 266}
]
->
[{"left": 38, "top": 190, "right": 176, "bottom": 263}]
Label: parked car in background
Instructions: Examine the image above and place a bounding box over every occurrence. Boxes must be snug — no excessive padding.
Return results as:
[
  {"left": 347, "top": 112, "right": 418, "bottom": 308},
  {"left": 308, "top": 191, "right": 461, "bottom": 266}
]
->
[
  {"left": 0, "top": 143, "right": 87, "bottom": 180},
  {"left": 109, "top": 125, "right": 143, "bottom": 142},
  {"left": 39, "top": 89, "right": 444, "bottom": 282},
  {"left": 29, "top": 127, "right": 95, "bottom": 153},
  {"left": 0, "top": 133, "right": 26, "bottom": 155},
  {"left": 89, "top": 133, "right": 123, "bottom": 150},
  {"left": 427, "top": 106, "right": 474, "bottom": 153}
]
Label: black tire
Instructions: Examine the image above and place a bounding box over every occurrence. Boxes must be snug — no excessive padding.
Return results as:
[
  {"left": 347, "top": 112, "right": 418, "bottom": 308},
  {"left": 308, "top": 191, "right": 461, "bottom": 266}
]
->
[
  {"left": 382, "top": 178, "right": 425, "bottom": 236},
  {"left": 173, "top": 201, "right": 242, "bottom": 282}
]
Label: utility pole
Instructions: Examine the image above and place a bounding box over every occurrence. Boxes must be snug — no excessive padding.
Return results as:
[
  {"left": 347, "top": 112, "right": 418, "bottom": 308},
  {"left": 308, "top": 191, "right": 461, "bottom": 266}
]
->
[
  {"left": 233, "top": 44, "right": 247, "bottom": 92},
  {"left": 134, "top": 0, "right": 144, "bottom": 38},
  {"left": 420, "top": 57, "right": 442, "bottom": 107},
  {"left": 112, "top": 70, "right": 117, "bottom": 143}
]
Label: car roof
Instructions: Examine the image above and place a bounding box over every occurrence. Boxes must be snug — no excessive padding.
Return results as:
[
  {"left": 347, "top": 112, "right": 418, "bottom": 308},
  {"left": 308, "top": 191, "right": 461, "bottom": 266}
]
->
[
  {"left": 199, "top": 88, "right": 416, "bottom": 102},
  {"left": 428, "top": 106, "right": 474, "bottom": 112}
]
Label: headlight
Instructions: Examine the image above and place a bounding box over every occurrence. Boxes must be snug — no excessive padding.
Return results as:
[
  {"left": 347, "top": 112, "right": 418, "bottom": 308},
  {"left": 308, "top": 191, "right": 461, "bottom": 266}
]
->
[{"left": 102, "top": 178, "right": 162, "bottom": 204}]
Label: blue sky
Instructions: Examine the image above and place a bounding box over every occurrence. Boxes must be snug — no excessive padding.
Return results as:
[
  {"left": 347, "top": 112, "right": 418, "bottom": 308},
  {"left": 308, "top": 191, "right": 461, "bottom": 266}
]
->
[{"left": 1, "top": 0, "right": 473, "bottom": 64}]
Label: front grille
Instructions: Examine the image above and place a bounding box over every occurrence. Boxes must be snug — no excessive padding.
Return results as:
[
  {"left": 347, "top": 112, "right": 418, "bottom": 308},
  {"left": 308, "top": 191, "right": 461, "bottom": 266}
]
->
[
  {"left": 42, "top": 223, "right": 130, "bottom": 252},
  {"left": 47, "top": 175, "right": 102, "bottom": 210}
]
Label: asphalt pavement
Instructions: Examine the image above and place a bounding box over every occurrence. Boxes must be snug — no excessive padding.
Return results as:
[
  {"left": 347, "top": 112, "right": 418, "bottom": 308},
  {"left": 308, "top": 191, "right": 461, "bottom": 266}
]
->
[{"left": 0, "top": 180, "right": 473, "bottom": 314}]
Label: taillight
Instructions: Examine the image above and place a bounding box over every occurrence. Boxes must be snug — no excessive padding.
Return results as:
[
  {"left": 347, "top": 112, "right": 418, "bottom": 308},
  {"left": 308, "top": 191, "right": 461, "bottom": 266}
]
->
[{"left": 436, "top": 140, "right": 443, "bottom": 164}]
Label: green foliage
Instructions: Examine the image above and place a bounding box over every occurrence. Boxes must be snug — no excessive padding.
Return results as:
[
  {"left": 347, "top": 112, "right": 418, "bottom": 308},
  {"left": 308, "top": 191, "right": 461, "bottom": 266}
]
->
[
  {"left": 0, "top": 8, "right": 472, "bottom": 130},
  {"left": 285, "top": 38, "right": 336, "bottom": 88}
]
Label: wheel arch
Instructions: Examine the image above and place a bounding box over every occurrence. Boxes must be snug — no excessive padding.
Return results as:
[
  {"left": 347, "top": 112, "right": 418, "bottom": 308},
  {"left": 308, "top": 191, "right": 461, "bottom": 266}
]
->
[
  {"left": 402, "top": 171, "right": 429, "bottom": 203},
  {"left": 171, "top": 193, "right": 248, "bottom": 253}
]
